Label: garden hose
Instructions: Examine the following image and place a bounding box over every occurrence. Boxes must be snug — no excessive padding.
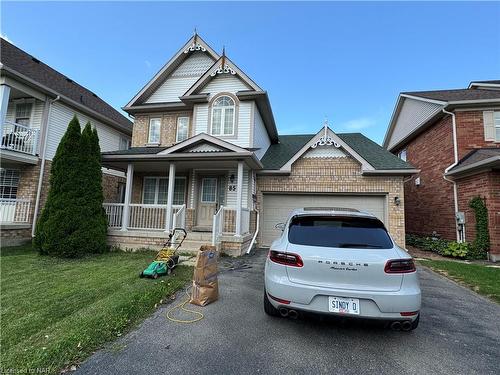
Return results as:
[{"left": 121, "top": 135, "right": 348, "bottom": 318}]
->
[{"left": 166, "top": 286, "right": 204, "bottom": 324}]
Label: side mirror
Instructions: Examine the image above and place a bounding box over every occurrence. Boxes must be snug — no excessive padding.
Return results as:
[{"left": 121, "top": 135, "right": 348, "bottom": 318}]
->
[{"left": 274, "top": 223, "right": 285, "bottom": 231}]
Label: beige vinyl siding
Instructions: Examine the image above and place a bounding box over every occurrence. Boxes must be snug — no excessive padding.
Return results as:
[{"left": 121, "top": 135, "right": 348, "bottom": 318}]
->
[
  {"left": 225, "top": 169, "right": 249, "bottom": 209},
  {"left": 46, "top": 102, "right": 130, "bottom": 160},
  {"left": 5, "top": 99, "right": 45, "bottom": 129},
  {"left": 145, "top": 52, "right": 215, "bottom": 104},
  {"left": 193, "top": 103, "right": 209, "bottom": 134},
  {"left": 388, "top": 97, "right": 442, "bottom": 150},
  {"left": 200, "top": 74, "right": 251, "bottom": 96},
  {"left": 253, "top": 105, "right": 271, "bottom": 159}
]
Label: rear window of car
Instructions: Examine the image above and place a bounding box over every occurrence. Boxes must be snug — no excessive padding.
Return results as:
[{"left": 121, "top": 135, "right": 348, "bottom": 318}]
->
[{"left": 288, "top": 215, "right": 393, "bottom": 249}]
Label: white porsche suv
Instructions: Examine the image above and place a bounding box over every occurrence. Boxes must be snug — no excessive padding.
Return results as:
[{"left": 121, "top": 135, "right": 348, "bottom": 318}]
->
[{"left": 264, "top": 208, "right": 421, "bottom": 331}]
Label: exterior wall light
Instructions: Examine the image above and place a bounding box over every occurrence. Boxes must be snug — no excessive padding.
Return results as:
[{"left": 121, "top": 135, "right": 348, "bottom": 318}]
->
[{"left": 394, "top": 196, "right": 401, "bottom": 206}]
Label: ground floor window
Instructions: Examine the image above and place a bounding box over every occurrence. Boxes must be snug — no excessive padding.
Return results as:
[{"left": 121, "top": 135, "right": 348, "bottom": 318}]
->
[
  {"left": 142, "top": 176, "right": 186, "bottom": 205},
  {"left": 0, "top": 169, "right": 20, "bottom": 199}
]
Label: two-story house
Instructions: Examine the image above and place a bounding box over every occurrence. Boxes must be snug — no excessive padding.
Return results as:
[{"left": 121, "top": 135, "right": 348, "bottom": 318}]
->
[
  {"left": 102, "top": 34, "right": 417, "bottom": 255},
  {"left": 0, "top": 38, "right": 132, "bottom": 246},
  {"left": 383, "top": 80, "right": 500, "bottom": 261}
]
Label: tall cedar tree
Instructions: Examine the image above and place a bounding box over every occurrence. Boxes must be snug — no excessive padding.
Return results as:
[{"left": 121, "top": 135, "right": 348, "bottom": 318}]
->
[{"left": 33, "top": 117, "right": 107, "bottom": 257}]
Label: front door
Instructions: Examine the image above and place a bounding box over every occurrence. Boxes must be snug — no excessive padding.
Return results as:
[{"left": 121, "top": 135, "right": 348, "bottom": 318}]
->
[{"left": 197, "top": 177, "right": 218, "bottom": 228}]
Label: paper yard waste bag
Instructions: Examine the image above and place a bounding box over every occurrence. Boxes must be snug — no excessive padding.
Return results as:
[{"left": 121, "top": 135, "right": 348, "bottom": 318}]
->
[{"left": 190, "top": 245, "right": 219, "bottom": 306}]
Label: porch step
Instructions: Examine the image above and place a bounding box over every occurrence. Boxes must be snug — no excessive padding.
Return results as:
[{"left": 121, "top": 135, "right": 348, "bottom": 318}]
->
[
  {"left": 185, "top": 231, "right": 213, "bottom": 241},
  {"left": 179, "top": 239, "right": 213, "bottom": 254}
]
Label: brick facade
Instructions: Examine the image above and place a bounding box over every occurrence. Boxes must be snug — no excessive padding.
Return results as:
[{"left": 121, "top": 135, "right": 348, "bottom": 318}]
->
[
  {"left": 256, "top": 156, "right": 406, "bottom": 247},
  {"left": 396, "top": 116, "right": 457, "bottom": 239},
  {"left": 395, "top": 109, "right": 500, "bottom": 258},
  {"left": 455, "top": 111, "right": 500, "bottom": 159},
  {"left": 131, "top": 112, "right": 192, "bottom": 147}
]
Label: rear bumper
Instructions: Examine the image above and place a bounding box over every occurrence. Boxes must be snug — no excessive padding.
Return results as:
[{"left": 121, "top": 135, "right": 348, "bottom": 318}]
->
[{"left": 265, "top": 265, "right": 421, "bottom": 321}]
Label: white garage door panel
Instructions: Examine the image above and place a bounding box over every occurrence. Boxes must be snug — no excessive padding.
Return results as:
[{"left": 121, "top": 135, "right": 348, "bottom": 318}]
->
[{"left": 261, "top": 194, "right": 386, "bottom": 247}]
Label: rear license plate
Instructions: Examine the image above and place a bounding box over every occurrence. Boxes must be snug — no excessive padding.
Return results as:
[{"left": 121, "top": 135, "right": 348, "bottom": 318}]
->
[{"left": 328, "top": 296, "right": 360, "bottom": 315}]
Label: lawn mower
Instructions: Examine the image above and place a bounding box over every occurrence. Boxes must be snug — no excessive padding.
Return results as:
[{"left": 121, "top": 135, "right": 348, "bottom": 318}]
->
[{"left": 140, "top": 228, "right": 187, "bottom": 279}]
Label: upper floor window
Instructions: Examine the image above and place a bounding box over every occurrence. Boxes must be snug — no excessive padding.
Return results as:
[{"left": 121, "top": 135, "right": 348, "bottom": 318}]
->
[
  {"left": 398, "top": 148, "right": 407, "bottom": 161},
  {"left": 148, "top": 118, "right": 161, "bottom": 144},
  {"left": 495, "top": 112, "right": 500, "bottom": 141},
  {"left": 15, "top": 103, "right": 33, "bottom": 126},
  {"left": 211, "top": 96, "right": 235, "bottom": 136},
  {"left": 176, "top": 117, "right": 189, "bottom": 142}
]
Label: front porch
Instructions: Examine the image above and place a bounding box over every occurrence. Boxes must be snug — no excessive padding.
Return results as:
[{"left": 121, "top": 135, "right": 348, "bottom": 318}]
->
[{"left": 101, "top": 146, "right": 259, "bottom": 255}]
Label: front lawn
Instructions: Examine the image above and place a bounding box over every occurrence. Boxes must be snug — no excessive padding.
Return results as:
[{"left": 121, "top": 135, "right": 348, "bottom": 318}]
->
[
  {"left": 0, "top": 245, "right": 192, "bottom": 374},
  {"left": 419, "top": 259, "right": 500, "bottom": 303}
]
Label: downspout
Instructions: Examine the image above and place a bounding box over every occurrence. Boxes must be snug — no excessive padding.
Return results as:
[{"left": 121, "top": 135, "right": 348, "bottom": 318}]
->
[
  {"left": 246, "top": 210, "right": 259, "bottom": 254},
  {"left": 31, "top": 95, "right": 60, "bottom": 237},
  {"left": 442, "top": 108, "right": 461, "bottom": 242}
]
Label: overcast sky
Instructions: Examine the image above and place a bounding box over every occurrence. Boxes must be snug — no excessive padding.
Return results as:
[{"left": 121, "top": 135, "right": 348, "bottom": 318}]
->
[{"left": 2, "top": 1, "right": 499, "bottom": 143}]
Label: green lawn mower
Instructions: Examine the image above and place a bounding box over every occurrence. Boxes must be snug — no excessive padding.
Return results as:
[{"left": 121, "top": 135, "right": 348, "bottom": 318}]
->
[{"left": 140, "top": 228, "right": 187, "bottom": 279}]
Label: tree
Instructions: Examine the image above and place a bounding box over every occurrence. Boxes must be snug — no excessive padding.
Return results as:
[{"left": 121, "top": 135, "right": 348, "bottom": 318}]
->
[{"left": 33, "top": 117, "right": 108, "bottom": 257}]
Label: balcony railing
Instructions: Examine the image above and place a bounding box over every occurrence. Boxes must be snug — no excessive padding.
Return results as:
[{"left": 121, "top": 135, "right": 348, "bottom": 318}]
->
[
  {"left": 1, "top": 121, "right": 39, "bottom": 155},
  {"left": 0, "top": 199, "right": 31, "bottom": 223}
]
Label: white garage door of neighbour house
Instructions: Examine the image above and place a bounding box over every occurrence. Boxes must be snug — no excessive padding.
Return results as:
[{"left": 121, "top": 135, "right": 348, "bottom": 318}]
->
[{"left": 260, "top": 194, "right": 387, "bottom": 247}]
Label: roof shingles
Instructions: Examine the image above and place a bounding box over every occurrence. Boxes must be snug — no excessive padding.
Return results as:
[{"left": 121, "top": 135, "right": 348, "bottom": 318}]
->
[
  {"left": 260, "top": 133, "right": 415, "bottom": 170},
  {"left": 0, "top": 38, "right": 132, "bottom": 133}
]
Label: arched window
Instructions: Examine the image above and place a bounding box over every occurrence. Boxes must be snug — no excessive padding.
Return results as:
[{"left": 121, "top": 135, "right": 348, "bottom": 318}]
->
[{"left": 211, "top": 95, "right": 235, "bottom": 136}]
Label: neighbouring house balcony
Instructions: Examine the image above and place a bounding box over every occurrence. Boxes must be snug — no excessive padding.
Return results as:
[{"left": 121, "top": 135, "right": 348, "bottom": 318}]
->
[
  {"left": 0, "top": 198, "right": 31, "bottom": 224},
  {"left": 1, "top": 121, "right": 40, "bottom": 156},
  {"left": 0, "top": 84, "right": 44, "bottom": 165}
]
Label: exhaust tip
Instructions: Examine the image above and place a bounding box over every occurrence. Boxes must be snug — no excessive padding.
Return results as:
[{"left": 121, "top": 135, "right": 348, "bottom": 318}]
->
[
  {"left": 390, "top": 321, "right": 402, "bottom": 331},
  {"left": 401, "top": 321, "right": 412, "bottom": 331},
  {"left": 288, "top": 310, "right": 299, "bottom": 319},
  {"left": 279, "top": 307, "right": 289, "bottom": 317}
]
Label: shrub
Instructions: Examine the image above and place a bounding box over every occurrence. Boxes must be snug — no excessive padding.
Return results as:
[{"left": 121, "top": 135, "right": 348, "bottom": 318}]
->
[
  {"left": 442, "top": 242, "right": 469, "bottom": 258},
  {"left": 33, "top": 117, "right": 108, "bottom": 257},
  {"left": 469, "top": 196, "right": 489, "bottom": 260}
]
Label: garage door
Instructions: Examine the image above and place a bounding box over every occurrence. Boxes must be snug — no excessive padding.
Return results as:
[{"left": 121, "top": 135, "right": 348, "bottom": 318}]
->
[{"left": 260, "top": 194, "right": 387, "bottom": 247}]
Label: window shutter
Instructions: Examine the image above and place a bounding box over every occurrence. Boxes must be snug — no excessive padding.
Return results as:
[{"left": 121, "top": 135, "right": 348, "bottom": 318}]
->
[{"left": 483, "top": 111, "right": 495, "bottom": 141}]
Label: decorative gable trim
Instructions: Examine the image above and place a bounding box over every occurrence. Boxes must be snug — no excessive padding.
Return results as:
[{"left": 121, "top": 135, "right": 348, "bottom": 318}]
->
[
  {"left": 186, "top": 143, "right": 226, "bottom": 153},
  {"left": 124, "top": 34, "right": 219, "bottom": 110},
  {"left": 183, "top": 55, "right": 262, "bottom": 97},
  {"left": 158, "top": 132, "right": 250, "bottom": 155},
  {"left": 279, "top": 124, "right": 375, "bottom": 173}
]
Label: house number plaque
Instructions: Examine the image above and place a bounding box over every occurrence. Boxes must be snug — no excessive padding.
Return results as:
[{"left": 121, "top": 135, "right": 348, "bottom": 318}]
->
[{"left": 228, "top": 184, "right": 237, "bottom": 192}]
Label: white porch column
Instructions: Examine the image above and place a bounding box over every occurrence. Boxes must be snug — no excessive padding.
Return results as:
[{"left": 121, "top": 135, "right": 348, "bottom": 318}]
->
[
  {"left": 165, "top": 163, "right": 176, "bottom": 232},
  {"left": 235, "top": 160, "right": 244, "bottom": 236},
  {"left": 0, "top": 85, "right": 11, "bottom": 135},
  {"left": 121, "top": 163, "right": 134, "bottom": 231}
]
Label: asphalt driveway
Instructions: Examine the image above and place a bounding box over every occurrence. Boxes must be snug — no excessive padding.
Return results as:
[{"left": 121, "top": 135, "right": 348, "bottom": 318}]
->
[{"left": 77, "top": 249, "right": 500, "bottom": 375}]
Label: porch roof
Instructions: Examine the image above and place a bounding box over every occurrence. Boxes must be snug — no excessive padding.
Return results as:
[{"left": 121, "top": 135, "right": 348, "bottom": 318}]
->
[{"left": 446, "top": 148, "right": 500, "bottom": 177}]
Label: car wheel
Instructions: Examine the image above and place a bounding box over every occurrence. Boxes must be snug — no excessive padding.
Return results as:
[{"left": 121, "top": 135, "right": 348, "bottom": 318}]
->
[
  {"left": 152, "top": 273, "right": 158, "bottom": 279},
  {"left": 263, "top": 290, "right": 280, "bottom": 317},
  {"left": 410, "top": 314, "right": 420, "bottom": 330},
  {"left": 139, "top": 272, "right": 144, "bottom": 278}
]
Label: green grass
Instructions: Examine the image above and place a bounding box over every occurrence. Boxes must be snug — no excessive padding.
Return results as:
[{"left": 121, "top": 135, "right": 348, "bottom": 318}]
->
[
  {"left": 419, "top": 259, "right": 500, "bottom": 303},
  {"left": 0, "top": 245, "right": 192, "bottom": 374}
]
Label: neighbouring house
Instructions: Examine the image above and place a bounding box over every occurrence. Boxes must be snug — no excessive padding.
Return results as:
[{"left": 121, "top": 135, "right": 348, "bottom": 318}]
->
[
  {"left": 0, "top": 38, "right": 132, "bottom": 246},
  {"left": 383, "top": 80, "right": 500, "bottom": 261},
  {"left": 101, "top": 34, "right": 417, "bottom": 255}
]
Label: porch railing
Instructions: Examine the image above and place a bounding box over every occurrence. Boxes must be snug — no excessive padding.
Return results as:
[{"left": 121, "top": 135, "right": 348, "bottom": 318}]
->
[
  {"left": 103, "top": 203, "right": 124, "bottom": 228},
  {"left": 103, "top": 203, "right": 184, "bottom": 231},
  {"left": 172, "top": 204, "right": 186, "bottom": 229},
  {"left": 212, "top": 205, "right": 224, "bottom": 246},
  {"left": 0, "top": 198, "right": 31, "bottom": 223},
  {"left": 1, "top": 121, "right": 39, "bottom": 155}
]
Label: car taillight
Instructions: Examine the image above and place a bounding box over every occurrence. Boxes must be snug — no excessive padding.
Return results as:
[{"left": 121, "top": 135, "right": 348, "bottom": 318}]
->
[
  {"left": 384, "top": 259, "right": 416, "bottom": 273},
  {"left": 269, "top": 250, "right": 303, "bottom": 267},
  {"left": 400, "top": 311, "right": 419, "bottom": 316},
  {"left": 268, "top": 293, "right": 290, "bottom": 305}
]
